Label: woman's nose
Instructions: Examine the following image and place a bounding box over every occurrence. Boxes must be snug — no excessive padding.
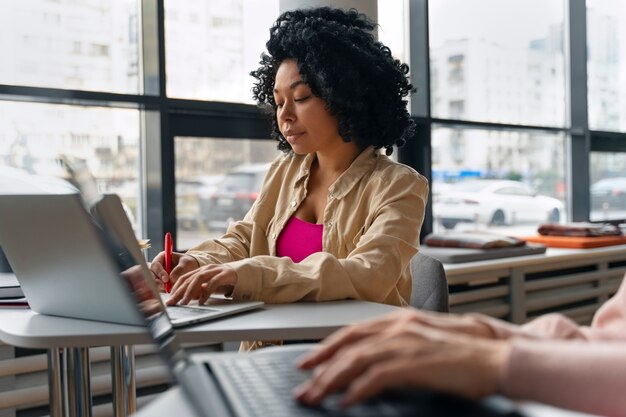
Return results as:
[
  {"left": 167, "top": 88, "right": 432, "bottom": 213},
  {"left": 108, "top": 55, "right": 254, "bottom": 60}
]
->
[{"left": 278, "top": 101, "right": 295, "bottom": 122}]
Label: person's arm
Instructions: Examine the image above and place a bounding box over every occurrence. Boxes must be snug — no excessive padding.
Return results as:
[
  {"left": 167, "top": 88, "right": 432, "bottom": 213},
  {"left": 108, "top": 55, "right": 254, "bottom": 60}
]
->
[
  {"left": 501, "top": 338, "right": 626, "bottom": 417},
  {"left": 228, "top": 169, "right": 428, "bottom": 304},
  {"left": 467, "top": 274, "right": 626, "bottom": 342},
  {"left": 295, "top": 309, "right": 626, "bottom": 417}
]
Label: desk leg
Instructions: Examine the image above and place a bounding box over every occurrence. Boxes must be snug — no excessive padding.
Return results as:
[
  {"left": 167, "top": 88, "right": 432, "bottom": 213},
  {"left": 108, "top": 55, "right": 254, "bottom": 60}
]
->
[
  {"left": 47, "top": 348, "right": 64, "bottom": 417},
  {"left": 66, "top": 347, "right": 92, "bottom": 417},
  {"left": 111, "top": 345, "right": 136, "bottom": 417}
]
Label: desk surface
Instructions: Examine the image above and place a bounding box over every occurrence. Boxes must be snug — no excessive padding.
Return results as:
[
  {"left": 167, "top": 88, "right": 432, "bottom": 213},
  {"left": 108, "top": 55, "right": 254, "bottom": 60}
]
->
[
  {"left": 443, "top": 244, "right": 626, "bottom": 276},
  {"left": 0, "top": 300, "right": 399, "bottom": 349}
]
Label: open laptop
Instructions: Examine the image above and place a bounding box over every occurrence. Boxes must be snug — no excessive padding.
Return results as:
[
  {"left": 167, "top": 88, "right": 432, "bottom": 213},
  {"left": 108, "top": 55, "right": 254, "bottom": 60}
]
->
[{"left": 0, "top": 192, "right": 262, "bottom": 327}]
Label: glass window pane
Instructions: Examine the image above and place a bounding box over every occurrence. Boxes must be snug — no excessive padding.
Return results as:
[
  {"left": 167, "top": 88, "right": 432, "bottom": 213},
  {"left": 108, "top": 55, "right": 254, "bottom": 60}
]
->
[
  {"left": 590, "top": 152, "right": 626, "bottom": 221},
  {"left": 378, "top": 0, "right": 409, "bottom": 64},
  {"left": 0, "top": 1, "right": 140, "bottom": 93},
  {"left": 0, "top": 101, "right": 141, "bottom": 232},
  {"left": 586, "top": 1, "right": 626, "bottom": 132},
  {"left": 429, "top": 0, "right": 565, "bottom": 127},
  {"left": 431, "top": 126, "right": 567, "bottom": 235},
  {"left": 165, "top": 1, "right": 279, "bottom": 103},
  {"left": 174, "top": 137, "right": 278, "bottom": 249}
]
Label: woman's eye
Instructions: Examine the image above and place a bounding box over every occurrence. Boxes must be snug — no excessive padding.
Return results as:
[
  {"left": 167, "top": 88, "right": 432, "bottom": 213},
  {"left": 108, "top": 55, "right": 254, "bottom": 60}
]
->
[{"left": 294, "top": 95, "right": 311, "bottom": 103}]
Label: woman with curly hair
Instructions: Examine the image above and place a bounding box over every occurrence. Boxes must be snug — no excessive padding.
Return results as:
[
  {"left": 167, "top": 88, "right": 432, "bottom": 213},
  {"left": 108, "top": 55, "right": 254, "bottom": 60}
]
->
[{"left": 151, "top": 7, "right": 428, "bottom": 347}]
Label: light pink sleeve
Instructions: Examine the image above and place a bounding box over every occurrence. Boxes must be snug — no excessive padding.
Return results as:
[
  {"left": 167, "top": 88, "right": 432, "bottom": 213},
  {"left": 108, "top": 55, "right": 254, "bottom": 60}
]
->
[
  {"left": 479, "top": 276, "right": 626, "bottom": 416},
  {"left": 500, "top": 339, "right": 626, "bottom": 417},
  {"left": 470, "top": 275, "right": 626, "bottom": 341}
]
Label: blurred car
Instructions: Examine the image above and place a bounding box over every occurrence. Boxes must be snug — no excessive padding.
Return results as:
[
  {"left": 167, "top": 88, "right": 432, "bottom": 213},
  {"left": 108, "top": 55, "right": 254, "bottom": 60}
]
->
[
  {"left": 200, "top": 163, "right": 270, "bottom": 232},
  {"left": 433, "top": 179, "right": 563, "bottom": 229},
  {"left": 591, "top": 177, "right": 626, "bottom": 210},
  {"left": 175, "top": 175, "right": 224, "bottom": 231}
]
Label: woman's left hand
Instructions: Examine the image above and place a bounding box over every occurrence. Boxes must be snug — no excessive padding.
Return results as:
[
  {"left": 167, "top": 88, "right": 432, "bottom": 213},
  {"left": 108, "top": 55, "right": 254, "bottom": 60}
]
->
[
  {"left": 165, "top": 264, "right": 238, "bottom": 306},
  {"left": 294, "top": 319, "right": 510, "bottom": 407}
]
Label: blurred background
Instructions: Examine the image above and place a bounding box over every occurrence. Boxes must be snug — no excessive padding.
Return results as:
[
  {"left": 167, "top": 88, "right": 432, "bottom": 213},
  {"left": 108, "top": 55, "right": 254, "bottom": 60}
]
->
[{"left": 1, "top": 0, "right": 625, "bottom": 256}]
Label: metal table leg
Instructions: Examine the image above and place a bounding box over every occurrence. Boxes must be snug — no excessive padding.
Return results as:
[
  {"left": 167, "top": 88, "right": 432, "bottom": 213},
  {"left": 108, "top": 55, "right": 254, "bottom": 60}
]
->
[
  {"left": 66, "top": 347, "right": 92, "bottom": 417},
  {"left": 111, "top": 345, "right": 136, "bottom": 417},
  {"left": 47, "top": 348, "right": 65, "bottom": 417}
]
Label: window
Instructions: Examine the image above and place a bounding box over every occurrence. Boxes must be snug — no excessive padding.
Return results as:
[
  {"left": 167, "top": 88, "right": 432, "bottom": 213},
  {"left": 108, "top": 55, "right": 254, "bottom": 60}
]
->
[
  {"left": 165, "top": 0, "right": 279, "bottom": 103},
  {"left": 378, "top": 0, "right": 409, "bottom": 64},
  {"left": 431, "top": 126, "right": 566, "bottom": 234},
  {"left": 586, "top": 0, "right": 626, "bottom": 132},
  {"left": 590, "top": 151, "right": 626, "bottom": 221},
  {"left": 429, "top": 0, "right": 565, "bottom": 127},
  {"left": 174, "top": 137, "right": 278, "bottom": 249},
  {"left": 0, "top": 101, "right": 141, "bottom": 232},
  {"left": 0, "top": 1, "right": 140, "bottom": 93}
]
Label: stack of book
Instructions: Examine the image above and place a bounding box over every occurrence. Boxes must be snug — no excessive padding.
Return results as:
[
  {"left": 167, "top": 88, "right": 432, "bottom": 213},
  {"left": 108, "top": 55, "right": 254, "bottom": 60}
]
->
[{"left": 0, "top": 272, "right": 28, "bottom": 308}]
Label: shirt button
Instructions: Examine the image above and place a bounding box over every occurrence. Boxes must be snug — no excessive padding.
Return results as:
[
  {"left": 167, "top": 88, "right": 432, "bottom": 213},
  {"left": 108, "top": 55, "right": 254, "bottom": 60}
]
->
[
  {"left": 327, "top": 222, "right": 333, "bottom": 228},
  {"left": 329, "top": 192, "right": 334, "bottom": 198},
  {"left": 291, "top": 200, "right": 297, "bottom": 207},
  {"left": 272, "top": 233, "right": 276, "bottom": 239}
]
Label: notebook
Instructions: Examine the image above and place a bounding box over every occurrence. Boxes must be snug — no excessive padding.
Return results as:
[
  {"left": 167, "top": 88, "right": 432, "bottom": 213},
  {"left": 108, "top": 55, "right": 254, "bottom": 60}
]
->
[{"left": 0, "top": 193, "right": 262, "bottom": 327}]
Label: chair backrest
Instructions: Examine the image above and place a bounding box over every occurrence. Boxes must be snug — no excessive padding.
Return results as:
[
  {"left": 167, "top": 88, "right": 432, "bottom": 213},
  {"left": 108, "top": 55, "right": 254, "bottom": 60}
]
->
[{"left": 409, "top": 252, "right": 449, "bottom": 312}]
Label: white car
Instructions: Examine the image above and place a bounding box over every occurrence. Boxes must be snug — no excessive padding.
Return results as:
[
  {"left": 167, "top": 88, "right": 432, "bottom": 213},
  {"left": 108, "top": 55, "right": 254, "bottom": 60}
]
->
[{"left": 433, "top": 179, "right": 563, "bottom": 229}]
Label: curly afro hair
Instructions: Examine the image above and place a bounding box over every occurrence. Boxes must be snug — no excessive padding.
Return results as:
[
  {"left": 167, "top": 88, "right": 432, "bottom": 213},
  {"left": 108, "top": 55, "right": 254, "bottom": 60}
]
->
[{"left": 250, "top": 7, "right": 415, "bottom": 155}]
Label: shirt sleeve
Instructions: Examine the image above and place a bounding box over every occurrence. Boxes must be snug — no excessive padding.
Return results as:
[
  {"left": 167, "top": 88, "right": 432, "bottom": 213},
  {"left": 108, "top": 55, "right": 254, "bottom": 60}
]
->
[
  {"left": 500, "top": 338, "right": 626, "bottom": 417},
  {"left": 228, "top": 170, "right": 428, "bottom": 304},
  {"left": 468, "top": 275, "right": 626, "bottom": 342}
]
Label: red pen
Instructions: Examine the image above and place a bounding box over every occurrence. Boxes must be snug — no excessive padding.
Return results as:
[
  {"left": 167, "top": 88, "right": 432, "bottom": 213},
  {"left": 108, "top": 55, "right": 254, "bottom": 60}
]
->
[{"left": 164, "top": 232, "right": 173, "bottom": 293}]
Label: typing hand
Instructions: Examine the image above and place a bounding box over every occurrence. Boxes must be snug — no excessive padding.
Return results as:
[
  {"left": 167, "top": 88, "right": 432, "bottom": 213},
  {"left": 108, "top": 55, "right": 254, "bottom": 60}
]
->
[
  {"left": 149, "top": 252, "right": 199, "bottom": 292},
  {"left": 297, "top": 309, "right": 495, "bottom": 373},
  {"left": 166, "top": 264, "right": 238, "bottom": 306},
  {"left": 294, "top": 315, "right": 510, "bottom": 407}
]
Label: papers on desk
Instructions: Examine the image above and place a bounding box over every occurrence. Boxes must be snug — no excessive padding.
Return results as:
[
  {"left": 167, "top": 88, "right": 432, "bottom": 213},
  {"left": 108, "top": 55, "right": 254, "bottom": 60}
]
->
[
  {"left": 0, "top": 273, "right": 28, "bottom": 307},
  {"left": 0, "top": 272, "right": 24, "bottom": 299}
]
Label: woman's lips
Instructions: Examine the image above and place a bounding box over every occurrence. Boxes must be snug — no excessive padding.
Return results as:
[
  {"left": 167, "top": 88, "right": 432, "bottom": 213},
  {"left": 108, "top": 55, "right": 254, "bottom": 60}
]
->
[{"left": 285, "top": 132, "right": 305, "bottom": 143}]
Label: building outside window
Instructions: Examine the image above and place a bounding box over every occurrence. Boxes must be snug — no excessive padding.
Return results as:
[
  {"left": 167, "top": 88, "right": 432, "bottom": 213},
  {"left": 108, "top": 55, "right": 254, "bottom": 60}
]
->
[{"left": 429, "top": 0, "right": 567, "bottom": 235}]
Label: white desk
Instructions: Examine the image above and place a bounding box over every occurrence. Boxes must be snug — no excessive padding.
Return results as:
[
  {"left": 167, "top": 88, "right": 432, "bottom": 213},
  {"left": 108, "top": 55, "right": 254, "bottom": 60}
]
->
[{"left": 0, "top": 300, "right": 399, "bottom": 417}]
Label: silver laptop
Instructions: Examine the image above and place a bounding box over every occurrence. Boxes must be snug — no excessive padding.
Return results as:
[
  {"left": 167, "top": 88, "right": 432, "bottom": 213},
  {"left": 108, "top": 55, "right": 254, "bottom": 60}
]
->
[{"left": 0, "top": 192, "right": 262, "bottom": 326}]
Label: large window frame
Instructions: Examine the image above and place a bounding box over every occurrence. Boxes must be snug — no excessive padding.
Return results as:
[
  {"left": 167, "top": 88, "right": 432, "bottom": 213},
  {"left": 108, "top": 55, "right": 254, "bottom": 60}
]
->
[
  {"left": 2, "top": 0, "right": 624, "bottom": 260},
  {"left": 403, "top": 0, "right": 626, "bottom": 238}
]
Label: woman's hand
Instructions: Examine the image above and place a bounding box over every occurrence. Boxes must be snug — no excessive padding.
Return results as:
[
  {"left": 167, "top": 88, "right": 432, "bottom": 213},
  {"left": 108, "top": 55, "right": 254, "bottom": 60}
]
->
[
  {"left": 149, "top": 251, "right": 200, "bottom": 291},
  {"left": 298, "top": 309, "right": 495, "bottom": 371},
  {"left": 165, "top": 264, "right": 238, "bottom": 306},
  {"left": 294, "top": 310, "right": 510, "bottom": 407}
]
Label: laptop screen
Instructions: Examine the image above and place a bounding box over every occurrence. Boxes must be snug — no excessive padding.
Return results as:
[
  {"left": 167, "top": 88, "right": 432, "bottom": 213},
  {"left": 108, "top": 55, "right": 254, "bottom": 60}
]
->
[{"left": 89, "top": 197, "right": 190, "bottom": 364}]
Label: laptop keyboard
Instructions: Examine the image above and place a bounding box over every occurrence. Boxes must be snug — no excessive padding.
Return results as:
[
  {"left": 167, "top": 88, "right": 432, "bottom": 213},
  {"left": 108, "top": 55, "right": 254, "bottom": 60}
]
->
[
  {"left": 166, "top": 305, "right": 217, "bottom": 320},
  {"left": 212, "top": 355, "right": 324, "bottom": 416},
  {"left": 210, "top": 354, "right": 402, "bottom": 417},
  {"left": 202, "top": 346, "right": 526, "bottom": 417}
]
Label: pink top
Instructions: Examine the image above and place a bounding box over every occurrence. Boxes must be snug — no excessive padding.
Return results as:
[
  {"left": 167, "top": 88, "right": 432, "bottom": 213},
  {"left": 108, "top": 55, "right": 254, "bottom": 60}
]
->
[
  {"left": 276, "top": 216, "right": 323, "bottom": 263},
  {"left": 474, "top": 276, "right": 626, "bottom": 416}
]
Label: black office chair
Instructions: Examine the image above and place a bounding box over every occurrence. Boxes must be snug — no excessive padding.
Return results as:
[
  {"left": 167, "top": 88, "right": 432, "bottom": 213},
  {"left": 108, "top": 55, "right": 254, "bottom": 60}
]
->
[{"left": 409, "top": 252, "right": 449, "bottom": 312}]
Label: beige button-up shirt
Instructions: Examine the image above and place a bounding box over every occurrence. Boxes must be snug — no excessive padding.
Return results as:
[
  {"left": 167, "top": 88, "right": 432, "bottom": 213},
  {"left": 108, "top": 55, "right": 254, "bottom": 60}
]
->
[{"left": 187, "top": 146, "right": 428, "bottom": 307}]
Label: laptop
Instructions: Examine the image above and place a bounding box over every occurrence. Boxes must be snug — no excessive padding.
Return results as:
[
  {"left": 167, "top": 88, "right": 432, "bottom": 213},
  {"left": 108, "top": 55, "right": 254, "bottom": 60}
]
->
[{"left": 0, "top": 192, "right": 263, "bottom": 327}]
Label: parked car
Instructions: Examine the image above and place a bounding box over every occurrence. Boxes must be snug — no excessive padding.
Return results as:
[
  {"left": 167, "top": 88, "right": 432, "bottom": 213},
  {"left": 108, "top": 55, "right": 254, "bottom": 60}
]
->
[
  {"left": 591, "top": 177, "right": 626, "bottom": 210},
  {"left": 433, "top": 179, "right": 563, "bottom": 229},
  {"left": 200, "top": 163, "right": 270, "bottom": 232},
  {"left": 175, "top": 175, "right": 224, "bottom": 231}
]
